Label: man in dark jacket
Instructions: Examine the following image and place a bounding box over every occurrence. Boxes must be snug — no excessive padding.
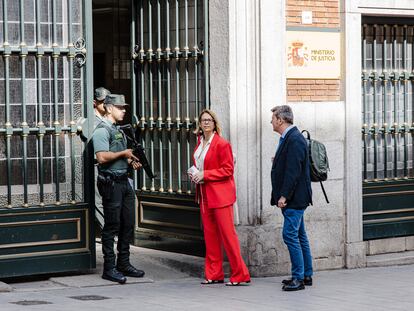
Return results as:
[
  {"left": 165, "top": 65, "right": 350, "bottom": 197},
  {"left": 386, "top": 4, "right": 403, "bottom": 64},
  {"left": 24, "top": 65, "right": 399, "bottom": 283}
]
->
[{"left": 270, "top": 105, "right": 313, "bottom": 291}]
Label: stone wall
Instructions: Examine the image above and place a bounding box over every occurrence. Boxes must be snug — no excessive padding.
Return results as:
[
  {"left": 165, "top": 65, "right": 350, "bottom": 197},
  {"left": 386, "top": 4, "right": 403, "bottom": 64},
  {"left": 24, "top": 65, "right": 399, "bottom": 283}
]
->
[
  {"left": 210, "top": 0, "right": 414, "bottom": 277},
  {"left": 240, "top": 102, "right": 346, "bottom": 277},
  {"left": 366, "top": 237, "right": 414, "bottom": 255}
]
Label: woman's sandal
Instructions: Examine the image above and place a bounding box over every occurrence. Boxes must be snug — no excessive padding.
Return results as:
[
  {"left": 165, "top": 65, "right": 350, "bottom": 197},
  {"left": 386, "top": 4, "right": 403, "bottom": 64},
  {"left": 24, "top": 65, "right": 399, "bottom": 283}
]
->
[
  {"left": 200, "top": 279, "right": 224, "bottom": 285},
  {"left": 225, "top": 280, "right": 251, "bottom": 286}
]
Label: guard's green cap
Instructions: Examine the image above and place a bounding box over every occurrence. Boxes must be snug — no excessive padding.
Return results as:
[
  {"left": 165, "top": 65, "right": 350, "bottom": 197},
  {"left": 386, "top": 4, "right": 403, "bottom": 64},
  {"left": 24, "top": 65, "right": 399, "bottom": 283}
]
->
[
  {"left": 104, "top": 94, "right": 128, "bottom": 106},
  {"left": 94, "top": 87, "right": 111, "bottom": 101}
]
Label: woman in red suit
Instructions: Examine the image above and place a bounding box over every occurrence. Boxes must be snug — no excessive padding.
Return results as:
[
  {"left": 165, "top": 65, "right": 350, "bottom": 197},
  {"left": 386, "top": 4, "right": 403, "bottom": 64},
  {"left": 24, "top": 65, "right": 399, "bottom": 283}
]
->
[{"left": 189, "top": 109, "right": 250, "bottom": 286}]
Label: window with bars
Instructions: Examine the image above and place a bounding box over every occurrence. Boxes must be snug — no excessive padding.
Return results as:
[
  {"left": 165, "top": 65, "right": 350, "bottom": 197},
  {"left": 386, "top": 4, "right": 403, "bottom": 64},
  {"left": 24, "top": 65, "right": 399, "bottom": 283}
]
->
[
  {"left": 0, "top": 0, "right": 85, "bottom": 207},
  {"left": 362, "top": 23, "right": 414, "bottom": 181},
  {"left": 134, "top": 0, "right": 208, "bottom": 194}
]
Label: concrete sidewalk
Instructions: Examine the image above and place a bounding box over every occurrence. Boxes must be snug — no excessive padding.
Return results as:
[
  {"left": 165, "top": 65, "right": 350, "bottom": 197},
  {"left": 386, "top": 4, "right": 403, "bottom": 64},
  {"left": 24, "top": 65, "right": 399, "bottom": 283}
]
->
[
  {"left": 0, "top": 244, "right": 413, "bottom": 310},
  {"left": 0, "top": 242, "right": 206, "bottom": 292}
]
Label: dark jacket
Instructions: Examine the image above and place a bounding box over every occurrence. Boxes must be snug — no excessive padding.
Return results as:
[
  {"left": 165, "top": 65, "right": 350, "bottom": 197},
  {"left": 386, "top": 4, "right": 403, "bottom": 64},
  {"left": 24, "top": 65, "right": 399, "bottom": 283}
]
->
[{"left": 270, "top": 126, "right": 312, "bottom": 209}]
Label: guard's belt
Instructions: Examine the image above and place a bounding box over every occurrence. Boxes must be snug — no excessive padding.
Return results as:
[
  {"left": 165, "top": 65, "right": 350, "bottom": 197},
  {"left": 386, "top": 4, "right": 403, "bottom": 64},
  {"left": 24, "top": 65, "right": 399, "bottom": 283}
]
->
[{"left": 100, "top": 172, "right": 128, "bottom": 182}]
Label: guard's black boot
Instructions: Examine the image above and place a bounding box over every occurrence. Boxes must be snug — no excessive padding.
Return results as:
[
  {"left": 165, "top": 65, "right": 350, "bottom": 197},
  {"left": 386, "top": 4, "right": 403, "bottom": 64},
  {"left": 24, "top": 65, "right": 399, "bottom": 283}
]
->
[
  {"left": 102, "top": 268, "right": 127, "bottom": 284},
  {"left": 117, "top": 264, "right": 145, "bottom": 278}
]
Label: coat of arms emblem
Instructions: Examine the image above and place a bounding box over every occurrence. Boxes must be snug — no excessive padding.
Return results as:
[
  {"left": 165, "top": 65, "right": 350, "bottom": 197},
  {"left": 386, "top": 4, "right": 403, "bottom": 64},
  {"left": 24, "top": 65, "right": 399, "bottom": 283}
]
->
[{"left": 287, "top": 40, "right": 308, "bottom": 67}]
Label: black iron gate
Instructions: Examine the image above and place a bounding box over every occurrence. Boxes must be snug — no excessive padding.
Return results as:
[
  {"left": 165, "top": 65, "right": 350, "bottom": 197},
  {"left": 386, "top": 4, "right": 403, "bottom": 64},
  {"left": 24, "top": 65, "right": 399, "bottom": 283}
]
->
[
  {"left": 0, "top": 0, "right": 95, "bottom": 278},
  {"left": 131, "top": 0, "right": 208, "bottom": 239},
  {"left": 362, "top": 17, "right": 414, "bottom": 240}
]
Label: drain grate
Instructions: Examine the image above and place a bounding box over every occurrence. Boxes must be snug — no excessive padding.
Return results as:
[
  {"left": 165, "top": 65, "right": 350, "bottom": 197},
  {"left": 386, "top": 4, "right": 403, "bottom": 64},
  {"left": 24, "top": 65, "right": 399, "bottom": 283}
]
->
[
  {"left": 69, "top": 295, "right": 110, "bottom": 301},
  {"left": 10, "top": 300, "right": 52, "bottom": 306}
]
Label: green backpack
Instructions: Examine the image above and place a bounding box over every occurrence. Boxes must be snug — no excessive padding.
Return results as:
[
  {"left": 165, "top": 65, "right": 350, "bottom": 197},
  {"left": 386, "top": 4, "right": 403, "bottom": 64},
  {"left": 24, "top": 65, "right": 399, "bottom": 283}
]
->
[{"left": 302, "top": 130, "right": 330, "bottom": 203}]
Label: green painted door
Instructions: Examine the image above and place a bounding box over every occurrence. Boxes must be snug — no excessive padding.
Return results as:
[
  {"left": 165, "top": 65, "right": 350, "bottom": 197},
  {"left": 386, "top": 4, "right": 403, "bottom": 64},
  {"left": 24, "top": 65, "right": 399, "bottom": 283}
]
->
[
  {"left": 131, "top": 0, "right": 209, "bottom": 239},
  {"left": 0, "top": 0, "right": 95, "bottom": 278},
  {"left": 361, "top": 18, "right": 414, "bottom": 240}
]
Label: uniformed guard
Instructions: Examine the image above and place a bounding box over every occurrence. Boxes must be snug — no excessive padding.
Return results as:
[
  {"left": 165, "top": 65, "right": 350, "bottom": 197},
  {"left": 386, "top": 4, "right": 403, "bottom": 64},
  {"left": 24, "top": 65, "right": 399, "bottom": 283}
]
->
[
  {"left": 94, "top": 87, "right": 111, "bottom": 128},
  {"left": 93, "top": 94, "right": 145, "bottom": 284},
  {"left": 93, "top": 87, "right": 111, "bottom": 228}
]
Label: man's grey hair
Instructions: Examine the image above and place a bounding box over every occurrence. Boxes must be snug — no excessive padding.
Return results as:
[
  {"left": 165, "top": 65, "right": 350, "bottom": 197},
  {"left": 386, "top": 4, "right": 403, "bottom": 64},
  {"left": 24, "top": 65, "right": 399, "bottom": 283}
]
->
[{"left": 271, "top": 105, "right": 294, "bottom": 124}]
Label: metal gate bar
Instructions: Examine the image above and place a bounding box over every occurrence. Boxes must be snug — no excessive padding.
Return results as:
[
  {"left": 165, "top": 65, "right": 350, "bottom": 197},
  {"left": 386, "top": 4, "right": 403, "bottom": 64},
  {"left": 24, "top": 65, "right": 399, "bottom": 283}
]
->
[
  {"left": 36, "top": 0, "right": 45, "bottom": 205},
  {"left": 20, "top": 0, "right": 28, "bottom": 207},
  {"left": 175, "top": 0, "right": 182, "bottom": 193},
  {"left": 156, "top": 0, "right": 163, "bottom": 192},
  {"left": 184, "top": 0, "right": 191, "bottom": 194},
  {"left": 392, "top": 26, "right": 398, "bottom": 179},
  {"left": 3, "top": 0, "right": 12, "bottom": 207},
  {"left": 68, "top": 0, "right": 76, "bottom": 204},
  {"left": 362, "top": 24, "right": 368, "bottom": 180},
  {"left": 52, "top": 0, "right": 61, "bottom": 204},
  {"left": 382, "top": 25, "right": 388, "bottom": 179},
  {"left": 166, "top": 0, "right": 173, "bottom": 193},
  {"left": 193, "top": 0, "right": 199, "bottom": 120}
]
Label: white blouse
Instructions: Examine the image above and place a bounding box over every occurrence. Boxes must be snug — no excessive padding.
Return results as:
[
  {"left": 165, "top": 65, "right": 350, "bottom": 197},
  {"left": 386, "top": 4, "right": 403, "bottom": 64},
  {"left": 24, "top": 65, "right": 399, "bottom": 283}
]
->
[{"left": 194, "top": 133, "right": 215, "bottom": 171}]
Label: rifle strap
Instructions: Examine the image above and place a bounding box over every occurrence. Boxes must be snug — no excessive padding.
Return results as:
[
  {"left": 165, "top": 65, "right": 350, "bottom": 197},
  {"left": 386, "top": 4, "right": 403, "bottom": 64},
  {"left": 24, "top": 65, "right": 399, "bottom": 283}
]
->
[{"left": 319, "top": 181, "right": 329, "bottom": 204}]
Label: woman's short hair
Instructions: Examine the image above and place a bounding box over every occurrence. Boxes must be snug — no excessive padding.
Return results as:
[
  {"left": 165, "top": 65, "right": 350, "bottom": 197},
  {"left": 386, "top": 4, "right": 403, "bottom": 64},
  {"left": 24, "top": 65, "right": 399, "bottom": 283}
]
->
[
  {"left": 271, "top": 105, "right": 294, "bottom": 124},
  {"left": 194, "top": 109, "right": 222, "bottom": 136}
]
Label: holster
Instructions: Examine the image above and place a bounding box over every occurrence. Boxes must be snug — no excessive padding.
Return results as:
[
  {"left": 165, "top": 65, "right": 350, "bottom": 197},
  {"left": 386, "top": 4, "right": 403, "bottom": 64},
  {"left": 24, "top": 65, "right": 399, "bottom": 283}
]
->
[{"left": 97, "top": 173, "right": 114, "bottom": 200}]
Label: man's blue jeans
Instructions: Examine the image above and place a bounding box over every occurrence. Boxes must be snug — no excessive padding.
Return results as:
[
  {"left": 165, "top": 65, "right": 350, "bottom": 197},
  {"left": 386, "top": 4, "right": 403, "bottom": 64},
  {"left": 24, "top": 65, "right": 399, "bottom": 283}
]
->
[{"left": 282, "top": 208, "right": 313, "bottom": 280}]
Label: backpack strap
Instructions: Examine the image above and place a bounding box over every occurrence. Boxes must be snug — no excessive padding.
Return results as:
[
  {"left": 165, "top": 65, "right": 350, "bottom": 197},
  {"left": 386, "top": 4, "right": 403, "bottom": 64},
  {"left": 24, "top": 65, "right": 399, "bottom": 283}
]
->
[
  {"left": 301, "top": 129, "right": 311, "bottom": 140},
  {"left": 320, "top": 181, "right": 330, "bottom": 204}
]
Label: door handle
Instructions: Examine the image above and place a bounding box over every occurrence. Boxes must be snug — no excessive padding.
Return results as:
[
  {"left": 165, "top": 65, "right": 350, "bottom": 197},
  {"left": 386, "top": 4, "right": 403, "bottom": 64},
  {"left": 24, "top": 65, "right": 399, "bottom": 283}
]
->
[{"left": 75, "top": 117, "right": 89, "bottom": 142}]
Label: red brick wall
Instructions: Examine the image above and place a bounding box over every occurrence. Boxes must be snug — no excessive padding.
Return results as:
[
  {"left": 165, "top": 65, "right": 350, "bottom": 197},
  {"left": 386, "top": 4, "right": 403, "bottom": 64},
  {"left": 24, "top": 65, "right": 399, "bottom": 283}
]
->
[
  {"left": 287, "top": 80, "right": 340, "bottom": 102},
  {"left": 286, "top": 0, "right": 341, "bottom": 102},
  {"left": 286, "top": 0, "right": 340, "bottom": 28}
]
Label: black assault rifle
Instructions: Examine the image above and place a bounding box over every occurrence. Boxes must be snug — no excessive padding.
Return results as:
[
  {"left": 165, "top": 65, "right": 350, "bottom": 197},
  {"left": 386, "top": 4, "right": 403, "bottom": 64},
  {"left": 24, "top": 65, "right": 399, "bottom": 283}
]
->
[{"left": 120, "top": 124, "right": 155, "bottom": 179}]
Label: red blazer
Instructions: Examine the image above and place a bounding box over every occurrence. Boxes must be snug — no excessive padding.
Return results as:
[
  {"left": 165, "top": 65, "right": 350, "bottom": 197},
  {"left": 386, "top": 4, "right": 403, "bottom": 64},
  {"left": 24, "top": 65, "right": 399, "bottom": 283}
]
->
[{"left": 193, "top": 134, "right": 236, "bottom": 208}]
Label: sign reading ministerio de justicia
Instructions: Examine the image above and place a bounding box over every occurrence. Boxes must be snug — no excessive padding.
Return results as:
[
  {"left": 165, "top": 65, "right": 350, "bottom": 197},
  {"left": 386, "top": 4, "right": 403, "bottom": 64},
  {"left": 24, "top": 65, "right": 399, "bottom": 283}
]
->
[{"left": 286, "top": 28, "right": 341, "bottom": 79}]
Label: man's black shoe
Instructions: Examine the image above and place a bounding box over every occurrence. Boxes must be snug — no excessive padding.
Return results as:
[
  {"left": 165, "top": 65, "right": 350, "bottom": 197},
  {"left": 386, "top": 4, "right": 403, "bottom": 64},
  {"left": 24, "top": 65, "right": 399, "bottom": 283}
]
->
[
  {"left": 282, "top": 279, "right": 305, "bottom": 291},
  {"left": 304, "top": 276, "right": 312, "bottom": 286},
  {"left": 282, "top": 276, "right": 312, "bottom": 286},
  {"left": 117, "top": 264, "right": 145, "bottom": 278},
  {"left": 102, "top": 268, "right": 127, "bottom": 284}
]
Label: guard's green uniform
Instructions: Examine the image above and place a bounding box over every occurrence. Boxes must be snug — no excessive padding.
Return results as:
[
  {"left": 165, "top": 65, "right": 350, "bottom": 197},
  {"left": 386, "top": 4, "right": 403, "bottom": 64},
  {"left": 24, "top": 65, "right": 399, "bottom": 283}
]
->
[{"left": 93, "top": 117, "right": 135, "bottom": 271}]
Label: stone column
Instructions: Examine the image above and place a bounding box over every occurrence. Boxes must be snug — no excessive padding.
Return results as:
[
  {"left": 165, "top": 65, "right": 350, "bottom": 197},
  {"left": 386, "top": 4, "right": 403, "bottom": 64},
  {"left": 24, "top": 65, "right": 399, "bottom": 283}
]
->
[
  {"left": 342, "top": 0, "right": 366, "bottom": 268},
  {"left": 209, "top": 0, "right": 231, "bottom": 139},
  {"left": 209, "top": 0, "right": 286, "bottom": 275}
]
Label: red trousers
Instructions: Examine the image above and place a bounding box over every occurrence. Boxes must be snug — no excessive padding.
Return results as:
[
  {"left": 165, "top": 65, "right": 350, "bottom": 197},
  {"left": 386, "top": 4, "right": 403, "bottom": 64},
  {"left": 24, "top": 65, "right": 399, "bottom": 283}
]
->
[{"left": 200, "top": 200, "right": 250, "bottom": 283}]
